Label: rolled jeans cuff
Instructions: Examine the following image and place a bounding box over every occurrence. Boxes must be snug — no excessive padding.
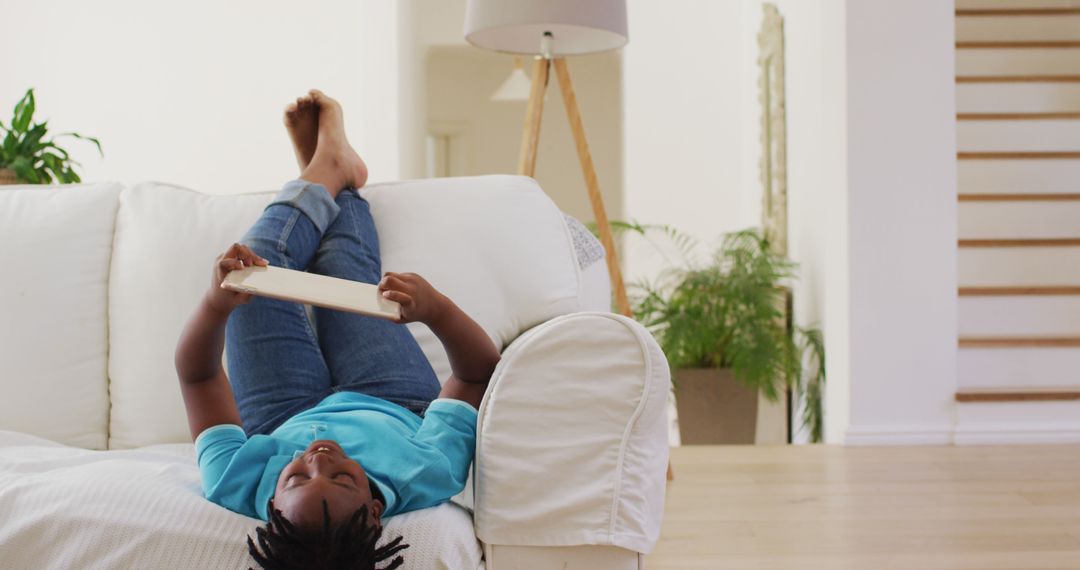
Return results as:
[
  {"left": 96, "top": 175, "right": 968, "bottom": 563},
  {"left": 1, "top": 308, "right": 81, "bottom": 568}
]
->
[{"left": 270, "top": 179, "right": 340, "bottom": 233}]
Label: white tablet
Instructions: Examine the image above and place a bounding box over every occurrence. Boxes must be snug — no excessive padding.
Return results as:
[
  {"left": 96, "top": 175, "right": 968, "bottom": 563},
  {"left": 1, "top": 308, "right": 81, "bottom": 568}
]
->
[{"left": 221, "top": 265, "right": 401, "bottom": 321}]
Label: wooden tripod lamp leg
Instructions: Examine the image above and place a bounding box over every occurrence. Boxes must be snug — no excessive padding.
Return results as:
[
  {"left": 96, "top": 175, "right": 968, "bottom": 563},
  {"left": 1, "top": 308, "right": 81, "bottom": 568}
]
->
[
  {"left": 517, "top": 57, "right": 551, "bottom": 177},
  {"left": 552, "top": 57, "right": 674, "bottom": 482},
  {"left": 518, "top": 56, "right": 675, "bottom": 481},
  {"left": 551, "top": 58, "right": 632, "bottom": 318}
]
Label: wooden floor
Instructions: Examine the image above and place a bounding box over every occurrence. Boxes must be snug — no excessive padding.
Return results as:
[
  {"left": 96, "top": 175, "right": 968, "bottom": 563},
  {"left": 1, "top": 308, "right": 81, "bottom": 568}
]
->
[{"left": 647, "top": 445, "right": 1080, "bottom": 569}]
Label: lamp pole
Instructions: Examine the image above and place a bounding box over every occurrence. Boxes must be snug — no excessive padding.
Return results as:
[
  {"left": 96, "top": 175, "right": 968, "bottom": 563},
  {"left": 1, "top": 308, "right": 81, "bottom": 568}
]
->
[{"left": 516, "top": 33, "right": 633, "bottom": 319}]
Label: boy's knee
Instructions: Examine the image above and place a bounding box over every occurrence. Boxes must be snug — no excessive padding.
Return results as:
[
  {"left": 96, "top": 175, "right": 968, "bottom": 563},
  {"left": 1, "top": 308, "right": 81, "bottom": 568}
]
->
[{"left": 238, "top": 236, "right": 280, "bottom": 266}]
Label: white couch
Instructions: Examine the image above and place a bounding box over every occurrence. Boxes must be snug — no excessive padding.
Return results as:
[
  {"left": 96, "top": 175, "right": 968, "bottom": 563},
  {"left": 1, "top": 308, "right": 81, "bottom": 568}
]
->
[{"left": 0, "top": 175, "right": 670, "bottom": 569}]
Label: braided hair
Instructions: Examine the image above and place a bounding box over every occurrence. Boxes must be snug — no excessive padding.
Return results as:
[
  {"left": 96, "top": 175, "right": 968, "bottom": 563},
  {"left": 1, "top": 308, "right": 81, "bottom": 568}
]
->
[{"left": 247, "top": 498, "right": 409, "bottom": 570}]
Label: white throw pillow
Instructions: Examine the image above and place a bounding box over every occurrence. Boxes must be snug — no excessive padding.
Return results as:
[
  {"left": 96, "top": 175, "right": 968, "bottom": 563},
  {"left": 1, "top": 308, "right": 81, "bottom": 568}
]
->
[{"left": 0, "top": 183, "right": 122, "bottom": 449}]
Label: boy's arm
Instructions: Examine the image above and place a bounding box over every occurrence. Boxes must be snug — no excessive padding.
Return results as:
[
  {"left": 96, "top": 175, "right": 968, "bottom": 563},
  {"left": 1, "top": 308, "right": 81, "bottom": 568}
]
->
[
  {"left": 428, "top": 301, "right": 501, "bottom": 410},
  {"left": 379, "top": 272, "right": 500, "bottom": 410},
  {"left": 174, "top": 243, "right": 267, "bottom": 440}
]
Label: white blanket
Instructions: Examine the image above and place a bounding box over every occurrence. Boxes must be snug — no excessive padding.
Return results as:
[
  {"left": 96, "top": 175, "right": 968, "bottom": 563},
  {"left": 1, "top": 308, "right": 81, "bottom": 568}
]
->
[{"left": 0, "top": 431, "right": 483, "bottom": 569}]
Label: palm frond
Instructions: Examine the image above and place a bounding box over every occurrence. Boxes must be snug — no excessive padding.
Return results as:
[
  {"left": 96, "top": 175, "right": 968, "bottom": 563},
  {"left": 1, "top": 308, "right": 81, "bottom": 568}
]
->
[{"left": 795, "top": 327, "right": 826, "bottom": 442}]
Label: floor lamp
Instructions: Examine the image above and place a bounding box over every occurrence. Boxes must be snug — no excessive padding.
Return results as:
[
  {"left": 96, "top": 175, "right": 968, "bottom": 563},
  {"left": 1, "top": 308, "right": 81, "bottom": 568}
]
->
[
  {"left": 465, "top": 0, "right": 674, "bottom": 481},
  {"left": 465, "top": 0, "right": 632, "bottom": 318}
]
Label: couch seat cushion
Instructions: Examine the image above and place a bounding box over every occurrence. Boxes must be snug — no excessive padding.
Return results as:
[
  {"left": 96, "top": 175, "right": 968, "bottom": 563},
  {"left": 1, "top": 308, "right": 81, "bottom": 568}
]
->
[{"left": 0, "top": 431, "right": 483, "bottom": 569}]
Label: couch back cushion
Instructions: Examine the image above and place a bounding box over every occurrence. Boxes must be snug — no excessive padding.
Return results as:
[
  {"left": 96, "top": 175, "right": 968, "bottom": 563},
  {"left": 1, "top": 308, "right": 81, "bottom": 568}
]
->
[
  {"left": 108, "top": 176, "right": 583, "bottom": 447},
  {"left": 0, "top": 183, "right": 122, "bottom": 449},
  {"left": 108, "top": 184, "right": 274, "bottom": 448}
]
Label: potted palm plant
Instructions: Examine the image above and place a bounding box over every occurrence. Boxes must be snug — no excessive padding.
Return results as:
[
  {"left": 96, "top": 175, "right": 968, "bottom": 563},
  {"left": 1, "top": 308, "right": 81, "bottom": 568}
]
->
[
  {"left": 0, "top": 88, "right": 101, "bottom": 185},
  {"left": 616, "top": 223, "right": 826, "bottom": 444}
]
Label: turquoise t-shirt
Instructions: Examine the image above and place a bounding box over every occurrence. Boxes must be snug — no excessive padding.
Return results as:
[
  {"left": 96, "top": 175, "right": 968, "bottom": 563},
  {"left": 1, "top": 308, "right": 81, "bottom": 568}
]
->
[{"left": 195, "top": 392, "right": 477, "bottom": 521}]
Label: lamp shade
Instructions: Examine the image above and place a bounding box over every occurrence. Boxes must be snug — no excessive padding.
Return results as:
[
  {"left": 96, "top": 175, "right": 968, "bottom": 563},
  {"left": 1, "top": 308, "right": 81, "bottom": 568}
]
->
[{"left": 464, "top": 0, "right": 628, "bottom": 56}]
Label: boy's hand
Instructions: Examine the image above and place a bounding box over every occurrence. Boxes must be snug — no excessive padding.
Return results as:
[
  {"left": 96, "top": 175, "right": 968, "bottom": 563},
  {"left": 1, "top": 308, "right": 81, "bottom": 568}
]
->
[
  {"left": 206, "top": 243, "right": 268, "bottom": 314},
  {"left": 378, "top": 272, "right": 448, "bottom": 324}
]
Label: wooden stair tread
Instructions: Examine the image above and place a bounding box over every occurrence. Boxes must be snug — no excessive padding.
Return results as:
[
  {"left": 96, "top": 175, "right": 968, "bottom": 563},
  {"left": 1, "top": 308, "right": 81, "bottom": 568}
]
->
[
  {"left": 959, "top": 336, "right": 1080, "bottom": 348},
  {"left": 960, "top": 286, "right": 1080, "bottom": 296},
  {"left": 959, "top": 193, "right": 1080, "bottom": 201},
  {"left": 956, "top": 8, "right": 1080, "bottom": 16},
  {"left": 956, "top": 387, "right": 1080, "bottom": 402},
  {"left": 953, "top": 18, "right": 1080, "bottom": 406},
  {"left": 959, "top": 238, "right": 1080, "bottom": 247},
  {"left": 958, "top": 151, "right": 1080, "bottom": 159},
  {"left": 957, "top": 75, "right": 1080, "bottom": 83},
  {"left": 958, "top": 112, "right": 1080, "bottom": 120},
  {"left": 957, "top": 41, "right": 1080, "bottom": 48}
]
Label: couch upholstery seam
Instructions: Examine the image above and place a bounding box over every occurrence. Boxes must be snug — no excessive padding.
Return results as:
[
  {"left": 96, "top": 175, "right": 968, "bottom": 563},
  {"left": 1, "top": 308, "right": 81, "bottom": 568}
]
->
[{"left": 606, "top": 314, "right": 653, "bottom": 541}]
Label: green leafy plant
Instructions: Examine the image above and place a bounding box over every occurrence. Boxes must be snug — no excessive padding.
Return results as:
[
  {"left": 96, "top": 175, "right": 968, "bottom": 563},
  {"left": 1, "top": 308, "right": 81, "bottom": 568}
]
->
[
  {"left": 797, "top": 326, "right": 826, "bottom": 443},
  {"left": 0, "top": 88, "right": 102, "bottom": 184},
  {"left": 604, "top": 221, "right": 827, "bottom": 442}
]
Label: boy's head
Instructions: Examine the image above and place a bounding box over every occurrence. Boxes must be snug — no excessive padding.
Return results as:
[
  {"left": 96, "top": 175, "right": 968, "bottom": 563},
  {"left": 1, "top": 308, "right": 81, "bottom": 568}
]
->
[
  {"left": 273, "top": 440, "right": 382, "bottom": 530},
  {"left": 246, "top": 439, "right": 409, "bottom": 569}
]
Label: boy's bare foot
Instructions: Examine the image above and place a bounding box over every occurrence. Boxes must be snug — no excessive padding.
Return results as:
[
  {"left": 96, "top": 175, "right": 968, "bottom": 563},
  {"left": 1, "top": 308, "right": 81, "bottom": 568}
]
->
[
  {"left": 283, "top": 95, "right": 318, "bottom": 170},
  {"left": 299, "top": 89, "right": 368, "bottom": 197}
]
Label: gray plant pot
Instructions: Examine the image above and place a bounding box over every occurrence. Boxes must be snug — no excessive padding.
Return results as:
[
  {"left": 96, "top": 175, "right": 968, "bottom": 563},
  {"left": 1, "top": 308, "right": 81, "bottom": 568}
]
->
[{"left": 674, "top": 367, "right": 759, "bottom": 445}]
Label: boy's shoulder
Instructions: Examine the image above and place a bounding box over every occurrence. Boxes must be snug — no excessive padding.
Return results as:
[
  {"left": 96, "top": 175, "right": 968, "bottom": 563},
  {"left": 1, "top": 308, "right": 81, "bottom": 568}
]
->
[{"left": 197, "top": 427, "right": 297, "bottom": 521}]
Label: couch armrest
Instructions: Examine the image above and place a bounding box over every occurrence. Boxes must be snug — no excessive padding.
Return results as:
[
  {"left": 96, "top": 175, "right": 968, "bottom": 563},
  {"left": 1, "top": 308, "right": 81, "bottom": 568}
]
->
[{"left": 473, "top": 312, "right": 670, "bottom": 555}]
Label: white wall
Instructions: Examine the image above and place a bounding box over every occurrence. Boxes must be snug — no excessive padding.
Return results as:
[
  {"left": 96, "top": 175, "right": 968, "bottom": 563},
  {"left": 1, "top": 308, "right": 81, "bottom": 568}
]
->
[
  {"left": 740, "top": 0, "right": 852, "bottom": 443},
  {"left": 396, "top": 0, "right": 429, "bottom": 181},
  {"left": 622, "top": 0, "right": 749, "bottom": 285},
  {"left": 426, "top": 47, "right": 623, "bottom": 224},
  {"left": 415, "top": 0, "right": 623, "bottom": 222},
  {"left": 2, "top": 0, "right": 425, "bottom": 190},
  {"left": 1, "top": 0, "right": 387, "bottom": 194},
  {"left": 360, "top": 0, "right": 406, "bottom": 184},
  {"left": 842, "top": 0, "right": 958, "bottom": 444},
  {"left": 739, "top": 0, "right": 957, "bottom": 444},
  {"left": 819, "top": 2, "right": 852, "bottom": 445}
]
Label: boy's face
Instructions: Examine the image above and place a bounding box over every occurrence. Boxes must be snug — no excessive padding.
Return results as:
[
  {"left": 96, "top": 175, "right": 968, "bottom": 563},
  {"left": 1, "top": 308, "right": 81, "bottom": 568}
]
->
[{"left": 273, "top": 439, "right": 382, "bottom": 529}]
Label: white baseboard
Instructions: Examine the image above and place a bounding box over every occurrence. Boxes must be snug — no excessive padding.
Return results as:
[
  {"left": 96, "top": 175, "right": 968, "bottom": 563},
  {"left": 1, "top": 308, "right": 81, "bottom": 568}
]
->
[
  {"left": 844, "top": 422, "right": 1080, "bottom": 445},
  {"left": 953, "top": 423, "right": 1080, "bottom": 445},
  {"left": 843, "top": 424, "right": 954, "bottom": 446}
]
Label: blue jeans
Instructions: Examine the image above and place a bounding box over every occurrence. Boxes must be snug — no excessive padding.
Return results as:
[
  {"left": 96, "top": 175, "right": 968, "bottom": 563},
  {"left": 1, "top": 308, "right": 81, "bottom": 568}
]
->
[{"left": 225, "top": 180, "right": 441, "bottom": 436}]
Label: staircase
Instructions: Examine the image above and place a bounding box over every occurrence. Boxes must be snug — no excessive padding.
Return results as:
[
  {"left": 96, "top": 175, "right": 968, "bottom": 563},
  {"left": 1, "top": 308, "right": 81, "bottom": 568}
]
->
[{"left": 955, "top": 0, "right": 1080, "bottom": 441}]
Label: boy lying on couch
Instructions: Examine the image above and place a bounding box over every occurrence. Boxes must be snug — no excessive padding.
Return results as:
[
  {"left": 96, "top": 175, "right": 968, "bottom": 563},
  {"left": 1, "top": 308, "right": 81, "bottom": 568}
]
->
[{"left": 174, "top": 90, "right": 499, "bottom": 569}]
